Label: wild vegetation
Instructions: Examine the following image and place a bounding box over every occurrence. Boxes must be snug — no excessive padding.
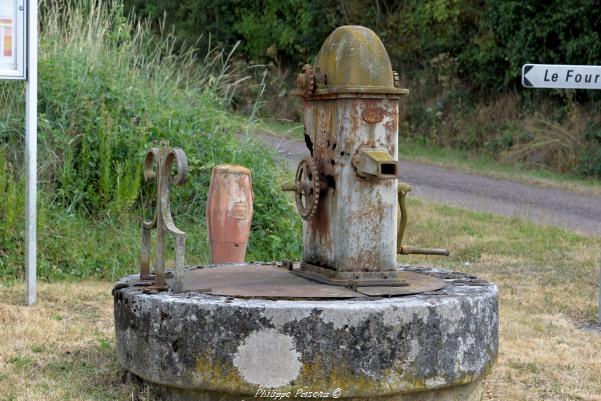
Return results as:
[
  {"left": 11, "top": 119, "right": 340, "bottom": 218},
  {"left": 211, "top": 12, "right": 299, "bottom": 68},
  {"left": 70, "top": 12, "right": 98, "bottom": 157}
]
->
[
  {"left": 126, "top": 0, "right": 601, "bottom": 180},
  {"left": 0, "top": 0, "right": 302, "bottom": 282}
]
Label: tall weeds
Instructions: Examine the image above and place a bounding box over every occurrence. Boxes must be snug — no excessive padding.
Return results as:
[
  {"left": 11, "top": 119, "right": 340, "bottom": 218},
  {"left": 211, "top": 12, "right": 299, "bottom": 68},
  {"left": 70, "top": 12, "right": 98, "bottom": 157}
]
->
[
  {"left": 501, "top": 118, "right": 585, "bottom": 173},
  {"left": 0, "top": 0, "right": 302, "bottom": 281},
  {"left": 35, "top": 0, "right": 248, "bottom": 213}
]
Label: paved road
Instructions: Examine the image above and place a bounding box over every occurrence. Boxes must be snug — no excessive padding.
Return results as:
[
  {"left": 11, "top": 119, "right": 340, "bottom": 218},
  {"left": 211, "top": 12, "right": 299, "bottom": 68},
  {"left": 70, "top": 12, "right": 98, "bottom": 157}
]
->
[{"left": 259, "top": 134, "right": 601, "bottom": 236}]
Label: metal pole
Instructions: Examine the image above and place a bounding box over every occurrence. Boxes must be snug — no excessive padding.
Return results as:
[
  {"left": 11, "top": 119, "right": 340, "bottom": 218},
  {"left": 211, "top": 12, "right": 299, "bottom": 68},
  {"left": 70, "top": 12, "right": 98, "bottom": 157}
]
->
[{"left": 24, "top": 0, "right": 37, "bottom": 305}]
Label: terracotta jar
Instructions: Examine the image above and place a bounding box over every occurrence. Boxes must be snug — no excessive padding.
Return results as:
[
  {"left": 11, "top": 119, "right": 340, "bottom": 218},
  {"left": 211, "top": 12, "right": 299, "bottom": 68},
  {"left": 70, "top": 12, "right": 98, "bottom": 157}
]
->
[{"left": 206, "top": 164, "right": 253, "bottom": 264}]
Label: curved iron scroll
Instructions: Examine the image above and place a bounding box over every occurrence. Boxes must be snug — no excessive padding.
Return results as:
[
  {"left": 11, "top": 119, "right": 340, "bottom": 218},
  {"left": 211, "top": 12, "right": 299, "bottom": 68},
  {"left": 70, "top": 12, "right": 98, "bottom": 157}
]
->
[{"left": 140, "top": 141, "right": 188, "bottom": 292}]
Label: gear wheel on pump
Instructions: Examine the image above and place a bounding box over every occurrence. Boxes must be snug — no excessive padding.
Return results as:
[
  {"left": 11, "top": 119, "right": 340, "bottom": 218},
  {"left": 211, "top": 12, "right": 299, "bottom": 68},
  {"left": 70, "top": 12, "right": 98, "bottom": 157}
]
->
[
  {"left": 294, "top": 157, "right": 320, "bottom": 220},
  {"left": 297, "top": 64, "right": 316, "bottom": 98}
]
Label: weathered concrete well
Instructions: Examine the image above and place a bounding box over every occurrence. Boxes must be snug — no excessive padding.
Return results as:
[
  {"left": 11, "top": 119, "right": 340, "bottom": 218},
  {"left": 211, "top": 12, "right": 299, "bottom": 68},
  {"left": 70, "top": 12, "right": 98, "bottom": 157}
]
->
[{"left": 114, "top": 26, "right": 498, "bottom": 401}]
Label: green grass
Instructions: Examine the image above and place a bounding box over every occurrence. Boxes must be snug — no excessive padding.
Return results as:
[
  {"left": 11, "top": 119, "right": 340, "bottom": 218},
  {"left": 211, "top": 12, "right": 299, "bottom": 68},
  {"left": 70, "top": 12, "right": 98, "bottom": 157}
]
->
[
  {"left": 398, "top": 140, "right": 601, "bottom": 196},
  {"left": 0, "top": 0, "right": 302, "bottom": 282}
]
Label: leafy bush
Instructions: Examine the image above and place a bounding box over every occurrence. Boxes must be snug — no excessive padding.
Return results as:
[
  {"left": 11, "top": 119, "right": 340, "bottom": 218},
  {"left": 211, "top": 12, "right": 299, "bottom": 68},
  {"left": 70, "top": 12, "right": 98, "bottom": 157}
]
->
[
  {"left": 472, "top": 0, "right": 601, "bottom": 92},
  {"left": 0, "top": 0, "right": 302, "bottom": 281},
  {"left": 125, "top": 0, "right": 601, "bottom": 93},
  {"left": 124, "top": 0, "right": 333, "bottom": 65}
]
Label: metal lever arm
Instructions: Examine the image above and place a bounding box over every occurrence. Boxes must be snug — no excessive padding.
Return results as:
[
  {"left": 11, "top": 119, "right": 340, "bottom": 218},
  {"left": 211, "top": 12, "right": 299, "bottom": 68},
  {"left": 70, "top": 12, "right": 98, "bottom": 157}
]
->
[
  {"left": 397, "top": 183, "right": 449, "bottom": 256},
  {"left": 281, "top": 157, "right": 320, "bottom": 220},
  {"left": 281, "top": 182, "right": 297, "bottom": 192}
]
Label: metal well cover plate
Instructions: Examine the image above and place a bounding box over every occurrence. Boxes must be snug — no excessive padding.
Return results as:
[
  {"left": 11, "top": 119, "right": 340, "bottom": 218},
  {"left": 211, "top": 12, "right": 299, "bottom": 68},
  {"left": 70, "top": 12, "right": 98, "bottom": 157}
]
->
[
  {"left": 182, "top": 264, "right": 362, "bottom": 299},
  {"left": 356, "top": 271, "right": 445, "bottom": 296},
  {"left": 179, "top": 263, "right": 445, "bottom": 299}
]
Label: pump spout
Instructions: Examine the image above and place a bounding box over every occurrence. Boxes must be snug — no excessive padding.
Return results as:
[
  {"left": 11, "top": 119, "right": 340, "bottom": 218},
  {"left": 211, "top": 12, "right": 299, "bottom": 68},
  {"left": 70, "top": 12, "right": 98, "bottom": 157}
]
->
[
  {"left": 355, "top": 148, "right": 400, "bottom": 179},
  {"left": 397, "top": 183, "right": 449, "bottom": 257}
]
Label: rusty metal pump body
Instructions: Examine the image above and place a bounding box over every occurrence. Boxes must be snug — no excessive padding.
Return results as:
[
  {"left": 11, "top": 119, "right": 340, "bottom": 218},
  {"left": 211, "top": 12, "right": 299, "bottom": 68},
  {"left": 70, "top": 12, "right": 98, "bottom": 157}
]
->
[
  {"left": 283, "top": 26, "right": 449, "bottom": 290},
  {"left": 289, "top": 26, "right": 406, "bottom": 287}
]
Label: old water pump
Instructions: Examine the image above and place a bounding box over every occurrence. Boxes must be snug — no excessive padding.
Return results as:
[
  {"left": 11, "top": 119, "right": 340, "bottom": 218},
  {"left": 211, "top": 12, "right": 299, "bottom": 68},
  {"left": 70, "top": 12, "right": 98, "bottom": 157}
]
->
[
  {"left": 113, "top": 25, "right": 498, "bottom": 401},
  {"left": 282, "top": 25, "right": 448, "bottom": 293}
]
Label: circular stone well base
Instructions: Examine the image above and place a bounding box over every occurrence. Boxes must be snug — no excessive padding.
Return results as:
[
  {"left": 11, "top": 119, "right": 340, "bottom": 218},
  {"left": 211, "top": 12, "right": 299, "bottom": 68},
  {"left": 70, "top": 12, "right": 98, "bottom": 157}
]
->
[
  {"left": 135, "top": 375, "right": 483, "bottom": 401},
  {"left": 113, "top": 266, "right": 498, "bottom": 401}
]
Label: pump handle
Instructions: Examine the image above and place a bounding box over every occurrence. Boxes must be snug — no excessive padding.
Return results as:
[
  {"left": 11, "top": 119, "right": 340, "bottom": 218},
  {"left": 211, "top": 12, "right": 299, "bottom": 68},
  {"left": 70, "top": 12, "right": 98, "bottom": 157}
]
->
[{"left": 397, "top": 183, "right": 449, "bottom": 257}]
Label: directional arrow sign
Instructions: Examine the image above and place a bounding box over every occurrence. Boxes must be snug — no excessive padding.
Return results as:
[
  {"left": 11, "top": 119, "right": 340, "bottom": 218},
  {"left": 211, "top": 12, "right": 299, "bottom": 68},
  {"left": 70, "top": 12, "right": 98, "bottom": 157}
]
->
[{"left": 522, "top": 64, "right": 601, "bottom": 89}]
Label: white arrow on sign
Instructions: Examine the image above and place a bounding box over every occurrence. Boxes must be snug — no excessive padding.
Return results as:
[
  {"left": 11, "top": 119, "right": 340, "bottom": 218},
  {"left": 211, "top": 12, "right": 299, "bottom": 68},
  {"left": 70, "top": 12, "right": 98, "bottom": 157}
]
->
[{"left": 522, "top": 64, "right": 601, "bottom": 89}]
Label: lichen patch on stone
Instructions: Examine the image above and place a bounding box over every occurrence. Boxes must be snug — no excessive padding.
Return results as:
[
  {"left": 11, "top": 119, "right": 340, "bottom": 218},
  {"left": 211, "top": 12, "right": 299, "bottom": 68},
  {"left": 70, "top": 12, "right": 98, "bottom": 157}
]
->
[{"left": 232, "top": 328, "right": 302, "bottom": 387}]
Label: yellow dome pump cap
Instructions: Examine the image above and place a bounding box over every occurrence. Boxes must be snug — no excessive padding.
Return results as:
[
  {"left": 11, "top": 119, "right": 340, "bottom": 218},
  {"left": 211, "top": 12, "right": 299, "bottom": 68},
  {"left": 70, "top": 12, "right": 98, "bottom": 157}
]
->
[{"left": 312, "top": 26, "right": 408, "bottom": 96}]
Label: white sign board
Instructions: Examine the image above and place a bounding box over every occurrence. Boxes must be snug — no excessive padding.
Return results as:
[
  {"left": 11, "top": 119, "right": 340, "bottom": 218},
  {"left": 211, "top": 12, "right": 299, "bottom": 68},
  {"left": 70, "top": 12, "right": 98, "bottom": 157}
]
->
[
  {"left": 522, "top": 64, "right": 601, "bottom": 90},
  {"left": 0, "top": 0, "right": 26, "bottom": 80}
]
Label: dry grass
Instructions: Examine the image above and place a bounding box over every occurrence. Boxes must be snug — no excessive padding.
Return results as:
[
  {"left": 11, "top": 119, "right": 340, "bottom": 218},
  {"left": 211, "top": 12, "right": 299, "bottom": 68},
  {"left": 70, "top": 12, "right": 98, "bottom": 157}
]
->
[
  {"left": 402, "top": 198, "right": 601, "bottom": 400},
  {"left": 501, "top": 117, "right": 586, "bottom": 175},
  {"left": 0, "top": 281, "right": 151, "bottom": 401},
  {"left": 2, "top": 199, "right": 601, "bottom": 400}
]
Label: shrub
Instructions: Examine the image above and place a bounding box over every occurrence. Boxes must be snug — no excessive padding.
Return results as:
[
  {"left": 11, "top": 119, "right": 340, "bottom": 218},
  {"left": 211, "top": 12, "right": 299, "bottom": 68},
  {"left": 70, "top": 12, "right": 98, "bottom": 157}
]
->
[{"left": 0, "top": 0, "right": 302, "bottom": 281}]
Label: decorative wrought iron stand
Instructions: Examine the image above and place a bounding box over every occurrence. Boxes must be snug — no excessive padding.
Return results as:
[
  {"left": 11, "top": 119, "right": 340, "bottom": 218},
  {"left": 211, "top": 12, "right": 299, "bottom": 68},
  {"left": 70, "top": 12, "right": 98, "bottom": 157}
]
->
[{"left": 139, "top": 141, "right": 187, "bottom": 293}]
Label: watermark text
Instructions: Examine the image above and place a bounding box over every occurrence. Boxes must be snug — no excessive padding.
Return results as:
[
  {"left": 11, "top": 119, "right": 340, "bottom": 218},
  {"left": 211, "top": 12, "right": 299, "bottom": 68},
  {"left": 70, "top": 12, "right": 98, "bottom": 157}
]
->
[{"left": 254, "top": 386, "right": 342, "bottom": 399}]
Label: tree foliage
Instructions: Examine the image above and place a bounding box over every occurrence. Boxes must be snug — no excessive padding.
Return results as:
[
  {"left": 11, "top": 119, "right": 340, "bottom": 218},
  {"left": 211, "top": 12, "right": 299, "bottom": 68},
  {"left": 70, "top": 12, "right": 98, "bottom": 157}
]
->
[{"left": 124, "top": 0, "right": 601, "bottom": 93}]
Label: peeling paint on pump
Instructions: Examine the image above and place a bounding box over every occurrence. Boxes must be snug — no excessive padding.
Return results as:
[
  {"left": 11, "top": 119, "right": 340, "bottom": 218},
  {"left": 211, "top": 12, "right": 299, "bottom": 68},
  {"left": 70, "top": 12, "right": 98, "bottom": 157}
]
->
[{"left": 284, "top": 25, "right": 449, "bottom": 290}]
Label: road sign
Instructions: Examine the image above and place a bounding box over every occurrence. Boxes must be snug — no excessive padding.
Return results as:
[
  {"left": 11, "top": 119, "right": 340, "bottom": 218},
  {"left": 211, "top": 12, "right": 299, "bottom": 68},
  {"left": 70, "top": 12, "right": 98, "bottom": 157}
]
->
[
  {"left": 0, "top": 0, "right": 26, "bottom": 79},
  {"left": 522, "top": 64, "right": 601, "bottom": 90}
]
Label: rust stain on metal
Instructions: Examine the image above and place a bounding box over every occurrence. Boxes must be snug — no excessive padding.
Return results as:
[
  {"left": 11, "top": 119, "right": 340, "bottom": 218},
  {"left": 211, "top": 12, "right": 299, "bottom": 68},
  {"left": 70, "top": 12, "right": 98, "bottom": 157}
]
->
[
  {"left": 183, "top": 264, "right": 365, "bottom": 299},
  {"left": 232, "top": 202, "right": 248, "bottom": 219},
  {"left": 282, "top": 156, "right": 320, "bottom": 221},
  {"left": 356, "top": 271, "right": 445, "bottom": 296},
  {"left": 384, "top": 104, "right": 398, "bottom": 133},
  {"left": 362, "top": 107, "right": 385, "bottom": 123},
  {"left": 181, "top": 264, "right": 445, "bottom": 298}
]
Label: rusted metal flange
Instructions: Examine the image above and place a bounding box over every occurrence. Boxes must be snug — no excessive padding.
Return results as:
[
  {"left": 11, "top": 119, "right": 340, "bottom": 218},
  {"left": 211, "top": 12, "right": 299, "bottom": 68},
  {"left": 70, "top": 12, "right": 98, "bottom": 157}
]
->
[{"left": 158, "top": 263, "right": 445, "bottom": 299}]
